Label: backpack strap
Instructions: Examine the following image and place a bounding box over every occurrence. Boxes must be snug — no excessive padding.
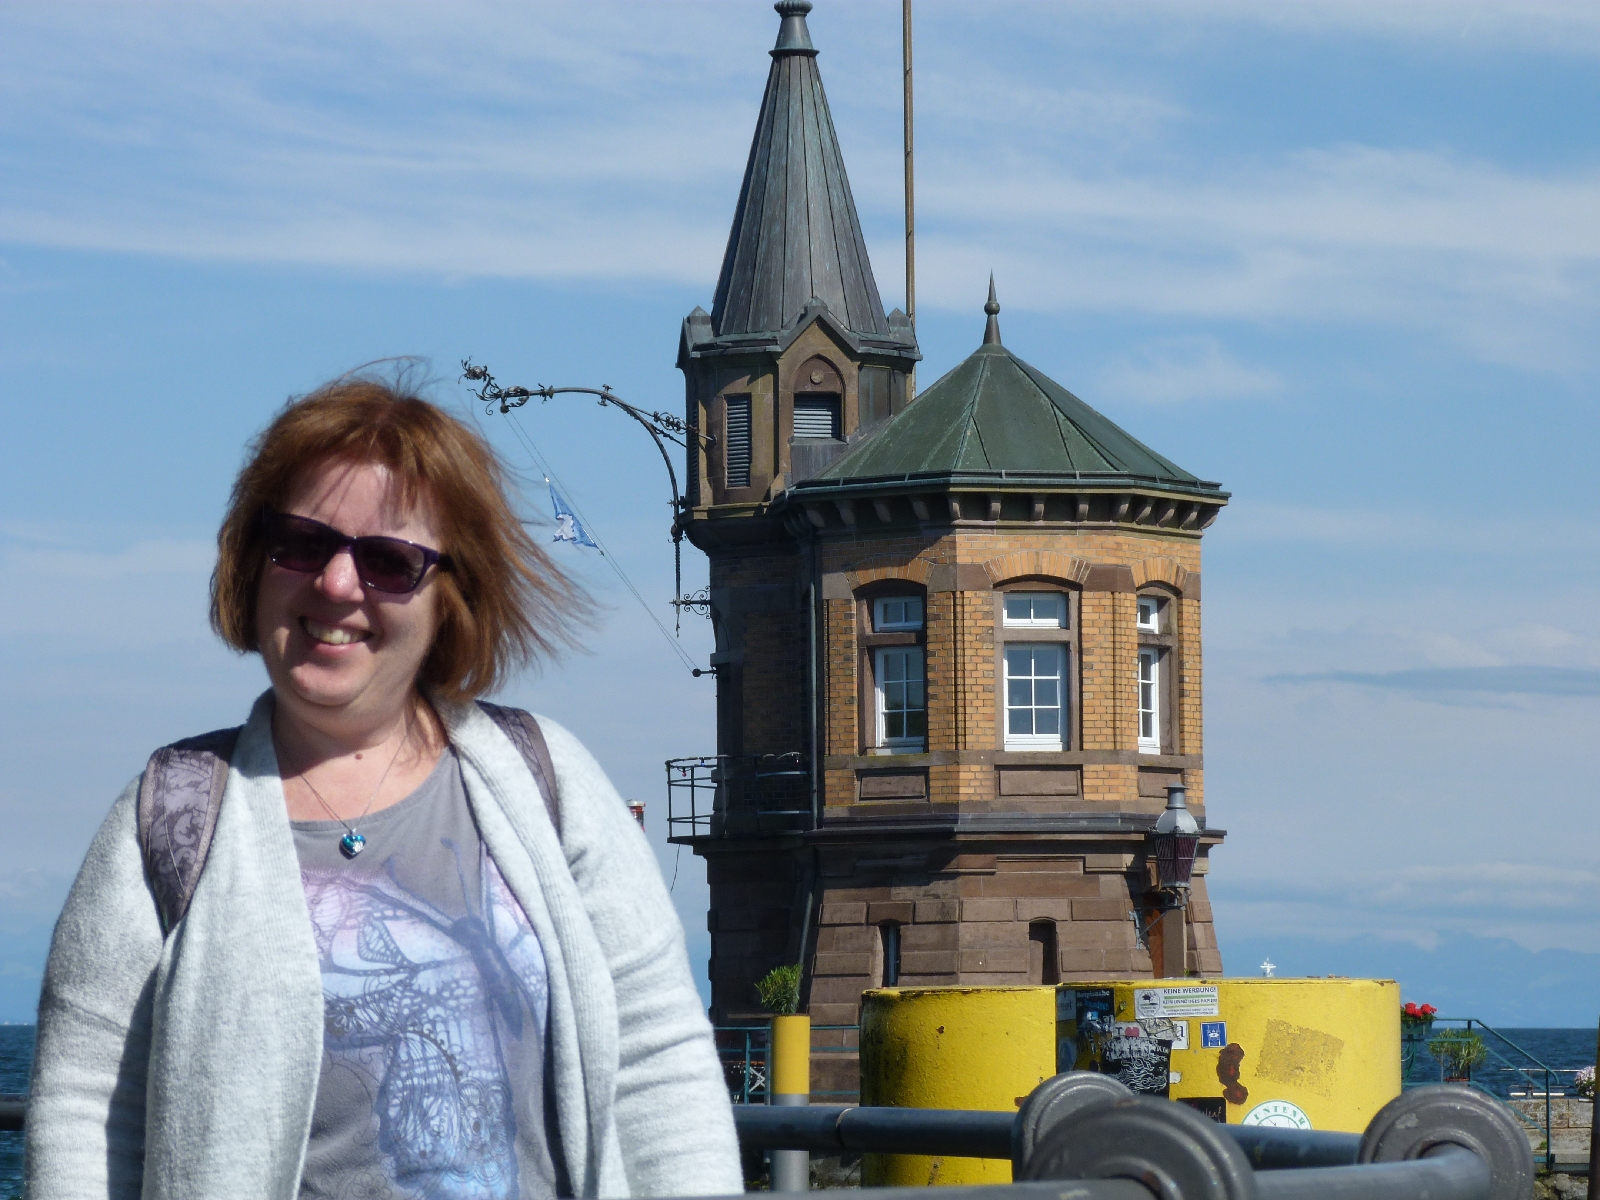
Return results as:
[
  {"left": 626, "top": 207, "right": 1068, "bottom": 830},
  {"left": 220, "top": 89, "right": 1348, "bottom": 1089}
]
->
[
  {"left": 136, "top": 706, "right": 559, "bottom": 936},
  {"left": 137, "top": 727, "right": 240, "bottom": 935},
  {"left": 477, "top": 701, "right": 562, "bottom": 837}
]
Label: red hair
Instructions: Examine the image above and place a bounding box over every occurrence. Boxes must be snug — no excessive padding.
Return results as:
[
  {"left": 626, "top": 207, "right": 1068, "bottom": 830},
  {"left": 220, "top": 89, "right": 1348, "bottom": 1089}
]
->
[{"left": 211, "top": 374, "right": 582, "bottom": 701}]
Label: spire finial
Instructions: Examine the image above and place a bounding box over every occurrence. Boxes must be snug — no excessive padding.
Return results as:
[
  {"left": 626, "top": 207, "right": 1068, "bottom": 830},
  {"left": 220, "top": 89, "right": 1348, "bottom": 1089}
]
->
[
  {"left": 772, "top": 1, "right": 817, "bottom": 57},
  {"left": 982, "top": 273, "right": 1002, "bottom": 345}
]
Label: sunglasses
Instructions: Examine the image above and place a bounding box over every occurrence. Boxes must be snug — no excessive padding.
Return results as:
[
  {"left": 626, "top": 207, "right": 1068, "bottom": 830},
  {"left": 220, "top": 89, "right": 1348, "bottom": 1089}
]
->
[{"left": 261, "top": 510, "right": 451, "bottom": 595}]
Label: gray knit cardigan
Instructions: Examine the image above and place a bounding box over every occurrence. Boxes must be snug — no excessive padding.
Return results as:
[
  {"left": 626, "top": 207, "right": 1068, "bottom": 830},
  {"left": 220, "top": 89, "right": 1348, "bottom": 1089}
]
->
[{"left": 25, "top": 693, "right": 743, "bottom": 1199}]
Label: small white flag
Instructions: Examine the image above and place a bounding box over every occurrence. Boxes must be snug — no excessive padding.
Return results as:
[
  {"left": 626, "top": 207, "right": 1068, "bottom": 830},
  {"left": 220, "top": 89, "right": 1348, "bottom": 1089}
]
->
[{"left": 549, "top": 482, "right": 599, "bottom": 550}]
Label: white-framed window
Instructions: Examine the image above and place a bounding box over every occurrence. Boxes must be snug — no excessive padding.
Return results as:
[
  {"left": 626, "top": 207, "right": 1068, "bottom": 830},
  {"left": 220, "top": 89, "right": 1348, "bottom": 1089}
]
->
[
  {"left": 875, "top": 646, "right": 926, "bottom": 751},
  {"left": 1005, "top": 643, "right": 1065, "bottom": 749},
  {"left": 1138, "top": 647, "right": 1162, "bottom": 754},
  {"left": 1003, "top": 591, "right": 1066, "bottom": 629},
  {"left": 1137, "top": 594, "right": 1164, "bottom": 633},
  {"left": 874, "top": 595, "right": 924, "bottom": 632}
]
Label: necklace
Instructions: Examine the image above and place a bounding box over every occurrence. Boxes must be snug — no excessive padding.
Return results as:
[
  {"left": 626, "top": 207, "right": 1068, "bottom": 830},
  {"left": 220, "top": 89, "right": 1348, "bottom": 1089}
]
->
[{"left": 296, "top": 708, "right": 412, "bottom": 859}]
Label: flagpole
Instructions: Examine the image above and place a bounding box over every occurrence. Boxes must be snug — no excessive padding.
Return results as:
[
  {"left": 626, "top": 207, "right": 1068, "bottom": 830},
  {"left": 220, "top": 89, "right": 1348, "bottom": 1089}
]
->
[{"left": 903, "top": 0, "right": 916, "bottom": 399}]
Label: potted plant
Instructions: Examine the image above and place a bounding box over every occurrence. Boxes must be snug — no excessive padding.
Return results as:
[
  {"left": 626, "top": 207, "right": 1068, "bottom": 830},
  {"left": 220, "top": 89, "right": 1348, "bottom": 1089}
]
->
[
  {"left": 1401, "top": 1002, "right": 1437, "bottom": 1031},
  {"left": 756, "top": 964, "right": 809, "bottom": 1100},
  {"left": 1428, "top": 1028, "right": 1487, "bottom": 1081},
  {"left": 1400, "top": 1003, "right": 1437, "bottom": 1076},
  {"left": 1576, "top": 1066, "right": 1594, "bottom": 1100}
]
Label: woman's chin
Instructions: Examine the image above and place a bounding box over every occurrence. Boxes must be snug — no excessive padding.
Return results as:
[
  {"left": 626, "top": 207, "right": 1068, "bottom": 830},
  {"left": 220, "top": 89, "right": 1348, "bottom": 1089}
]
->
[{"left": 276, "top": 665, "right": 376, "bottom": 715}]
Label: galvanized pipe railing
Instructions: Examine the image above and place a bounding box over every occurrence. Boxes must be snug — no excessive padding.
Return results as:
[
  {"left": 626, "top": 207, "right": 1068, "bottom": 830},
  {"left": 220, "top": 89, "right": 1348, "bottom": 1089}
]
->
[
  {"left": 732, "top": 1104, "right": 1363, "bottom": 1170},
  {"left": 732, "top": 1073, "right": 1531, "bottom": 1200}
]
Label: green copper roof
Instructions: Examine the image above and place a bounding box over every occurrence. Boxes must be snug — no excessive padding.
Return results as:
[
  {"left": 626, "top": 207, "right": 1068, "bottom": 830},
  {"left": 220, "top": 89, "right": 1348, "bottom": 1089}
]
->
[{"left": 801, "top": 326, "right": 1223, "bottom": 497}]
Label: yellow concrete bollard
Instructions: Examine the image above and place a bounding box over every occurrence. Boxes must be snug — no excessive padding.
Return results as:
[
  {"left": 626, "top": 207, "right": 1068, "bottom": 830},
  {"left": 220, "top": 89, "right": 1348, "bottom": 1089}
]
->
[
  {"left": 859, "top": 987, "right": 1056, "bottom": 1186},
  {"left": 1059, "top": 978, "right": 1401, "bottom": 1133}
]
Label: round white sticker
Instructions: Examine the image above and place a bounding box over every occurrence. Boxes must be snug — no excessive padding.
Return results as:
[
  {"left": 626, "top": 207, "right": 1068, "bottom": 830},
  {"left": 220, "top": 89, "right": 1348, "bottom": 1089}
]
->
[{"left": 1241, "top": 1100, "right": 1313, "bottom": 1130}]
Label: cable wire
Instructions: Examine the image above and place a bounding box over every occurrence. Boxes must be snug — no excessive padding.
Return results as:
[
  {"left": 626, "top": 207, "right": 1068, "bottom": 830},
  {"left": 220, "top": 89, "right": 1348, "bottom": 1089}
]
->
[{"left": 504, "top": 411, "right": 700, "bottom": 675}]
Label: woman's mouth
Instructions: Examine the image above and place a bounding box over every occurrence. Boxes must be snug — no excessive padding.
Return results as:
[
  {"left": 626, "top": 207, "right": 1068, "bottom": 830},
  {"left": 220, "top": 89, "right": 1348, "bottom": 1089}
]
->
[{"left": 302, "top": 617, "right": 371, "bottom": 646}]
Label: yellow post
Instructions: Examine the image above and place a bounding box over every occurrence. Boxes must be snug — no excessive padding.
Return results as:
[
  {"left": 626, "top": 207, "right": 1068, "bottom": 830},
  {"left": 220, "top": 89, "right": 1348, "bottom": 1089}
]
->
[
  {"left": 771, "top": 1013, "right": 812, "bottom": 1098},
  {"left": 770, "top": 1014, "right": 811, "bottom": 1191},
  {"left": 859, "top": 986, "right": 1056, "bottom": 1186}
]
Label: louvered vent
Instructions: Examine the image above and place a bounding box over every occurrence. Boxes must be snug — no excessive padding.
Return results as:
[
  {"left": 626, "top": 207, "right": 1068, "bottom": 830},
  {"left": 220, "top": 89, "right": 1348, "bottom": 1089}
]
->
[
  {"left": 793, "top": 393, "right": 841, "bottom": 440},
  {"left": 724, "top": 395, "right": 752, "bottom": 487}
]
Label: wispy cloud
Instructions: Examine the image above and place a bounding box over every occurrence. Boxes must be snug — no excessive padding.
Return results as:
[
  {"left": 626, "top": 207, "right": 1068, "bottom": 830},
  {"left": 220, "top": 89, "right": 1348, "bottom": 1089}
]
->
[
  {"left": 1271, "top": 665, "right": 1600, "bottom": 696},
  {"left": 1096, "top": 335, "right": 1280, "bottom": 404},
  {"left": 3, "top": 4, "right": 1599, "bottom": 369}
]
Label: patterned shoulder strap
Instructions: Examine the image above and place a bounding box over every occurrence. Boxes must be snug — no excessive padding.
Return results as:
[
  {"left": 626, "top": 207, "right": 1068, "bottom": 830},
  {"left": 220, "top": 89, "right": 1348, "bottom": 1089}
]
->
[
  {"left": 477, "top": 702, "right": 562, "bottom": 837},
  {"left": 137, "top": 727, "right": 240, "bottom": 935}
]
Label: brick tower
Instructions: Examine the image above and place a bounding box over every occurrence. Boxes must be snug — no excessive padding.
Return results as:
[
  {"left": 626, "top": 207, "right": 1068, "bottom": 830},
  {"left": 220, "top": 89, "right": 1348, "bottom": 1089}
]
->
[{"left": 674, "top": 1, "right": 1229, "bottom": 1092}]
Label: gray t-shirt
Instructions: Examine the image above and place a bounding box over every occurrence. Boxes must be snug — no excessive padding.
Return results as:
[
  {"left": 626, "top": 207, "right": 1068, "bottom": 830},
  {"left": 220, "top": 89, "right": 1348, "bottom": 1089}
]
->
[{"left": 292, "top": 748, "right": 561, "bottom": 1200}]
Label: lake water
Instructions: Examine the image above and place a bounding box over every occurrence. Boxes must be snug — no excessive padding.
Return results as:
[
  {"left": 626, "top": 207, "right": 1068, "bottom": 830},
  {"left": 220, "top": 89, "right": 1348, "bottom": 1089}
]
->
[
  {"left": 1406, "top": 1026, "right": 1599, "bottom": 1097},
  {"left": 0, "top": 1023, "right": 1594, "bottom": 1195},
  {"left": 1, "top": 1025, "right": 33, "bottom": 1200}
]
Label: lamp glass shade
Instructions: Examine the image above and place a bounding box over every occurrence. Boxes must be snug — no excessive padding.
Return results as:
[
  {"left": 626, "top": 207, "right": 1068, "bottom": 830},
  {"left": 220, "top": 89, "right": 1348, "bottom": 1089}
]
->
[{"left": 1152, "top": 831, "right": 1199, "bottom": 890}]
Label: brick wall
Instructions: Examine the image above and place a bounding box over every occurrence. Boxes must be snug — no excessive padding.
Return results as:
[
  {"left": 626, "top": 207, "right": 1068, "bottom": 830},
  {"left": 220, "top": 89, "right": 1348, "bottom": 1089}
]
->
[{"left": 695, "top": 512, "right": 1224, "bottom": 1037}]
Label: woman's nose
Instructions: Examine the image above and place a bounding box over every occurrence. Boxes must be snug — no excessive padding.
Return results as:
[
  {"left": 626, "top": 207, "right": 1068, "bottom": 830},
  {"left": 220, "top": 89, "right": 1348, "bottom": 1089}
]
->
[{"left": 315, "top": 548, "right": 365, "bottom": 600}]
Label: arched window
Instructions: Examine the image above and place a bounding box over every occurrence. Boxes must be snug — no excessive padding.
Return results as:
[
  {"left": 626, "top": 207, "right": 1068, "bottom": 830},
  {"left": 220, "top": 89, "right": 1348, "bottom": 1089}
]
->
[
  {"left": 879, "top": 921, "right": 902, "bottom": 987},
  {"left": 995, "top": 584, "right": 1079, "bottom": 751},
  {"left": 1028, "top": 920, "right": 1059, "bottom": 985},
  {"left": 859, "top": 589, "right": 927, "bottom": 754},
  {"left": 1136, "top": 590, "right": 1177, "bottom": 754}
]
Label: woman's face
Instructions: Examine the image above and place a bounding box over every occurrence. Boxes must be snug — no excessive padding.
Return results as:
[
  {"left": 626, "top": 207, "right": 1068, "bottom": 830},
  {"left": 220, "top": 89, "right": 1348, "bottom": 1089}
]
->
[{"left": 256, "top": 458, "right": 445, "bottom": 735}]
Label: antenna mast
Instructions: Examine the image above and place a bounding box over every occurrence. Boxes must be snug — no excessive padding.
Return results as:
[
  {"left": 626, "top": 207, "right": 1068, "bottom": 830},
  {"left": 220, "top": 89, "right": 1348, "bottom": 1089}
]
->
[{"left": 903, "top": 0, "right": 915, "bottom": 398}]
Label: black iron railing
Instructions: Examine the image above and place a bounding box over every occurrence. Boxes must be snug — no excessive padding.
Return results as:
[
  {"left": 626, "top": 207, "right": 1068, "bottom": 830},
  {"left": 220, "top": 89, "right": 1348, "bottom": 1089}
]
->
[
  {"left": 714, "top": 1023, "right": 858, "bottom": 1104},
  {"left": 666, "top": 753, "right": 810, "bottom": 841}
]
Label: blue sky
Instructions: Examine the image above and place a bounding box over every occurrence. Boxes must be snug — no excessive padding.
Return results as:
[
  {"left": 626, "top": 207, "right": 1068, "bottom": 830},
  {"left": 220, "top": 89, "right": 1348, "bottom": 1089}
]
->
[{"left": 3, "top": 0, "right": 1600, "bottom": 1025}]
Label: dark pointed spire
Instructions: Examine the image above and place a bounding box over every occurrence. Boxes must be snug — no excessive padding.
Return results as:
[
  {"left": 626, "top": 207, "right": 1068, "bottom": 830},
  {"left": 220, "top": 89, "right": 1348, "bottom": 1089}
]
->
[
  {"left": 982, "top": 274, "right": 1002, "bottom": 345},
  {"left": 709, "top": 1, "right": 893, "bottom": 341}
]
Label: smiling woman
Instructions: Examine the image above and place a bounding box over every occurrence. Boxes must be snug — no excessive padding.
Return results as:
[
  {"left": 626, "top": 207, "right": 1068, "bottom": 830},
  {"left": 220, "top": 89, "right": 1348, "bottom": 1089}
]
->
[{"left": 24, "top": 371, "right": 743, "bottom": 1200}]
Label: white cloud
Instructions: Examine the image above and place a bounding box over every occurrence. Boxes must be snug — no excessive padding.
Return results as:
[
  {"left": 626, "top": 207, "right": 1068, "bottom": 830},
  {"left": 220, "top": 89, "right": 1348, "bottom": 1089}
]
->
[
  {"left": 1215, "top": 861, "right": 1600, "bottom": 953},
  {"left": 1096, "top": 335, "right": 1280, "bottom": 404},
  {"left": 2, "top": 4, "right": 1599, "bottom": 368}
]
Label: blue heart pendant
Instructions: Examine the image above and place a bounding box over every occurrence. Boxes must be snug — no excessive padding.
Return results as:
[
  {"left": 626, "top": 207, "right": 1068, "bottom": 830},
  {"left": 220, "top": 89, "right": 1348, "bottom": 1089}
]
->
[{"left": 340, "top": 831, "right": 366, "bottom": 859}]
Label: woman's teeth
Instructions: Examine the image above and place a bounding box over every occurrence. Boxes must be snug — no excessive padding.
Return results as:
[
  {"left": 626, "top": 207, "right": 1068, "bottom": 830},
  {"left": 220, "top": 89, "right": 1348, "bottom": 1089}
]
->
[{"left": 303, "top": 618, "right": 369, "bottom": 646}]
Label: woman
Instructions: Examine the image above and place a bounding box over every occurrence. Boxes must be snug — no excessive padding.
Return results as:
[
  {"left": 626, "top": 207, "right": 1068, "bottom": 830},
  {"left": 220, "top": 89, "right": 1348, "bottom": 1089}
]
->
[{"left": 25, "top": 376, "right": 742, "bottom": 1200}]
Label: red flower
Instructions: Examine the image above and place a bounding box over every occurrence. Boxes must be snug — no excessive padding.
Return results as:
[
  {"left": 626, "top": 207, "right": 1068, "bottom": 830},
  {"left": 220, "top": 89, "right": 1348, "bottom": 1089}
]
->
[
  {"left": 1421, "top": 1004, "right": 1437, "bottom": 1015},
  {"left": 1403, "top": 1003, "right": 1420, "bottom": 1016}
]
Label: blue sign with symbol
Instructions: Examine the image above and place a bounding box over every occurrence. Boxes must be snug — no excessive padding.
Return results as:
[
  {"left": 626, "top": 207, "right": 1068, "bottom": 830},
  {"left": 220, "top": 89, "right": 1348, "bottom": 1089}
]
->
[{"left": 1201, "top": 1021, "right": 1228, "bottom": 1048}]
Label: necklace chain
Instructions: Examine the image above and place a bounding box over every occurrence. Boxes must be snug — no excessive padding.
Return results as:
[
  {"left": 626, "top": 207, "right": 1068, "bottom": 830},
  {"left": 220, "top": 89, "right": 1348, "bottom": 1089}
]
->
[{"left": 295, "top": 706, "right": 413, "bottom": 849}]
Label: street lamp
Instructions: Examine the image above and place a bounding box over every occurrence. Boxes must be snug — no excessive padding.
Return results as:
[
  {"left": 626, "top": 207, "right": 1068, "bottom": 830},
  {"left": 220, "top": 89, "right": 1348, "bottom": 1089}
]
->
[{"left": 1149, "top": 784, "right": 1200, "bottom": 905}]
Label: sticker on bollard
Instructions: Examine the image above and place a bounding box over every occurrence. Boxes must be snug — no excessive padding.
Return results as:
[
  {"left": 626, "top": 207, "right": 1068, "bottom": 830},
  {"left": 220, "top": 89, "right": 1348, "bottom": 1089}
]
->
[{"left": 1134, "top": 986, "right": 1221, "bottom": 1018}]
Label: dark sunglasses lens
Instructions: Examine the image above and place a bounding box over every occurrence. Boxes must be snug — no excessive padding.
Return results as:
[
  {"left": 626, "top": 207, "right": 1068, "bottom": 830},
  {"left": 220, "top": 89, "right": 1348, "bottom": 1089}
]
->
[
  {"left": 267, "top": 517, "right": 342, "bottom": 573},
  {"left": 353, "top": 539, "right": 427, "bottom": 594}
]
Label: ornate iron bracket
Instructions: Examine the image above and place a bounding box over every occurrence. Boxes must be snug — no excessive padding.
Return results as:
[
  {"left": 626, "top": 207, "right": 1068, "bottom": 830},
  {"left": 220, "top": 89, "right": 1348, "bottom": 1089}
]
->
[{"left": 461, "top": 358, "right": 715, "bottom": 636}]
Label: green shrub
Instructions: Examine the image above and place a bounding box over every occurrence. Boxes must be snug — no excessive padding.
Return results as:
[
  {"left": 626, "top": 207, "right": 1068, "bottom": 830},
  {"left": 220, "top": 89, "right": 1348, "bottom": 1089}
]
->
[
  {"left": 755, "top": 964, "right": 802, "bottom": 1015},
  {"left": 1428, "top": 1029, "right": 1488, "bottom": 1076}
]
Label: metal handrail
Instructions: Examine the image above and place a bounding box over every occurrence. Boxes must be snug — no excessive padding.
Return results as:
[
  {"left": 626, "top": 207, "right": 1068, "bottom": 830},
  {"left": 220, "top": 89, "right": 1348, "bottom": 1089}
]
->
[
  {"left": 733, "top": 1104, "right": 1362, "bottom": 1169},
  {"left": 731, "top": 1078, "right": 1527, "bottom": 1200},
  {"left": 715, "top": 1024, "right": 858, "bottom": 1102},
  {"left": 1403, "top": 1017, "right": 1562, "bottom": 1169}
]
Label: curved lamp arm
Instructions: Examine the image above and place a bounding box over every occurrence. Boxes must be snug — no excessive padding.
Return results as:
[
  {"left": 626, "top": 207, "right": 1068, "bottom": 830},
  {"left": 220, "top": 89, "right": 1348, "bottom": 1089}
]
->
[{"left": 460, "top": 359, "right": 714, "bottom": 634}]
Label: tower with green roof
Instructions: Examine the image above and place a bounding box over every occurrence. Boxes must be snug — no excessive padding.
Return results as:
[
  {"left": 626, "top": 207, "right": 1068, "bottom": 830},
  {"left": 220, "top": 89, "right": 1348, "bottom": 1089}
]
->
[{"left": 673, "top": 2, "right": 1229, "bottom": 1085}]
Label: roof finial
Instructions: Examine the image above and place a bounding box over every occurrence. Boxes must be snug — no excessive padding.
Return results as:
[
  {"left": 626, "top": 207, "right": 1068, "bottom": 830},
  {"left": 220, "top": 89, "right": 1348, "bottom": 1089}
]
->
[
  {"left": 983, "top": 273, "right": 1002, "bottom": 345},
  {"left": 772, "top": 1, "right": 818, "bottom": 57}
]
